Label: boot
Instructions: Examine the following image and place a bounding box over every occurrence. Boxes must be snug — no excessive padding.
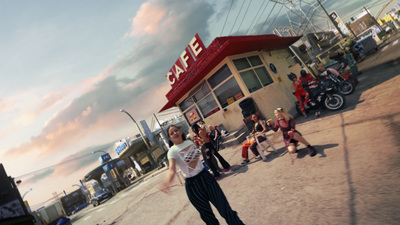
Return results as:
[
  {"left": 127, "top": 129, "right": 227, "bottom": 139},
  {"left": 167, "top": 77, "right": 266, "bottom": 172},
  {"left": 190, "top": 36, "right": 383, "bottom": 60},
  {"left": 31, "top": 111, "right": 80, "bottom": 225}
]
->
[
  {"left": 307, "top": 145, "right": 317, "bottom": 157},
  {"left": 301, "top": 110, "right": 308, "bottom": 118}
]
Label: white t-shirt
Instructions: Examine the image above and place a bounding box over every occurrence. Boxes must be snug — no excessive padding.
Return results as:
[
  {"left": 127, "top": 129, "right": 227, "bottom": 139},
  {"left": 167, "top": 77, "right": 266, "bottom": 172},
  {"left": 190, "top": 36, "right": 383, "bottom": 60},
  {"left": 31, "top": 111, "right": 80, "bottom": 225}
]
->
[{"left": 167, "top": 140, "right": 204, "bottom": 178}]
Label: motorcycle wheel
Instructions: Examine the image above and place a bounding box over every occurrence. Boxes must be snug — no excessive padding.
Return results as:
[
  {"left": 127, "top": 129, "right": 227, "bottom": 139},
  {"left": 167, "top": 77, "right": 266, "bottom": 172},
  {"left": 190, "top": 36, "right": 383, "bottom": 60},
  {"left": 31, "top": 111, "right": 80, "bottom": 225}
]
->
[
  {"left": 324, "top": 94, "right": 345, "bottom": 111},
  {"left": 338, "top": 81, "right": 354, "bottom": 95}
]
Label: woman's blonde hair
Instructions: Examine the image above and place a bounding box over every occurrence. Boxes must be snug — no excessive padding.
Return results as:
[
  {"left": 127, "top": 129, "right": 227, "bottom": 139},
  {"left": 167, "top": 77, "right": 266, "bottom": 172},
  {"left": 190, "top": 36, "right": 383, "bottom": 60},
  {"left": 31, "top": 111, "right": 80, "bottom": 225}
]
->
[{"left": 274, "top": 107, "right": 292, "bottom": 121}]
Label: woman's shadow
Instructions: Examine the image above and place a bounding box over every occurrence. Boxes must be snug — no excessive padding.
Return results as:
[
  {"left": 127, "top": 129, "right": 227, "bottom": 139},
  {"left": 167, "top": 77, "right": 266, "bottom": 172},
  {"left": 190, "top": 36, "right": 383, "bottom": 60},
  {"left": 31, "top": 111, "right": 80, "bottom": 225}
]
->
[{"left": 296, "top": 143, "right": 339, "bottom": 158}]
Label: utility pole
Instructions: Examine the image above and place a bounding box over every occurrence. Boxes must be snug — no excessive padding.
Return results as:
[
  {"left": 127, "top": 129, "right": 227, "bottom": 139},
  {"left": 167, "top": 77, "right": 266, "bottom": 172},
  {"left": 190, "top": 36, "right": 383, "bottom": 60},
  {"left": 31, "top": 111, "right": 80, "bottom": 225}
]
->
[
  {"left": 316, "top": 0, "right": 346, "bottom": 38},
  {"left": 364, "top": 6, "right": 384, "bottom": 31}
]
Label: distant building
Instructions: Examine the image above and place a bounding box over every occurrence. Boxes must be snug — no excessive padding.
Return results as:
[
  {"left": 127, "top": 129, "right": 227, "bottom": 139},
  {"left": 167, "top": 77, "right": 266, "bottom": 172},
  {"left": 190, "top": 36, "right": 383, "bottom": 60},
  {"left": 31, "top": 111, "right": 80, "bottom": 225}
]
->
[{"left": 348, "top": 12, "right": 377, "bottom": 35}]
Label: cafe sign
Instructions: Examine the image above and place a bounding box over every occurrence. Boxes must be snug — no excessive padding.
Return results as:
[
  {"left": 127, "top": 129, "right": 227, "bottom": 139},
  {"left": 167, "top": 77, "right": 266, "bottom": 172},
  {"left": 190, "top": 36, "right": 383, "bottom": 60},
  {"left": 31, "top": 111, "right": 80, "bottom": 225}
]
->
[{"left": 166, "top": 33, "right": 206, "bottom": 87}]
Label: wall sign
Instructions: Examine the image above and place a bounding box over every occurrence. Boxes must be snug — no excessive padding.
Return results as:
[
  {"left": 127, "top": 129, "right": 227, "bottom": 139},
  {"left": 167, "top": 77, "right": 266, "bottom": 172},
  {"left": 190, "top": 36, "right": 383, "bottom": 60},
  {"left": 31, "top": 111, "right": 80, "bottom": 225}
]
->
[
  {"left": 269, "top": 63, "right": 277, "bottom": 74},
  {"left": 185, "top": 107, "right": 200, "bottom": 125}
]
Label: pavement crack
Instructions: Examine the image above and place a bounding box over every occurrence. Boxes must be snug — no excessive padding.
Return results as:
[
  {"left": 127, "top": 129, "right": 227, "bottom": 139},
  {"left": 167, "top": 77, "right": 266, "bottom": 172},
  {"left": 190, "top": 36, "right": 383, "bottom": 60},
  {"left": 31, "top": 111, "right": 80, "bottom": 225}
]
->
[{"left": 167, "top": 202, "right": 190, "bottom": 225}]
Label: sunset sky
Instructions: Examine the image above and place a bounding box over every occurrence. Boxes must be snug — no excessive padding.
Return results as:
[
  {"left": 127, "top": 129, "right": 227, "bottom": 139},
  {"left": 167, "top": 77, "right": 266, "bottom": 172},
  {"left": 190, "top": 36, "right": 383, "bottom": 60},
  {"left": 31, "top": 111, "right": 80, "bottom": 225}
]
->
[{"left": 0, "top": 0, "right": 396, "bottom": 209}]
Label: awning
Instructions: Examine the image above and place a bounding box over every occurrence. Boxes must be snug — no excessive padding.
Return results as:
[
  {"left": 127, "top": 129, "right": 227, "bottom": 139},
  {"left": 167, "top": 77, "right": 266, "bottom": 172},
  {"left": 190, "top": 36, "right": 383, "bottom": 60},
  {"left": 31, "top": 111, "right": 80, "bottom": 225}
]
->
[{"left": 159, "top": 34, "right": 301, "bottom": 112}]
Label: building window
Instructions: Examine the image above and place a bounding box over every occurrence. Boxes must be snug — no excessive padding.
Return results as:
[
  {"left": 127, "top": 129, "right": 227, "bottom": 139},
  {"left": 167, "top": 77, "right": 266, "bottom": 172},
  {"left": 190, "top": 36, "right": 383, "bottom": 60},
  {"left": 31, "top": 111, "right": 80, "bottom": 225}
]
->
[
  {"left": 197, "top": 94, "right": 220, "bottom": 118},
  {"left": 179, "top": 97, "right": 194, "bottom": 112},
  {"left": 358, "top": 21, "right": 367, "bottom": 31},
  {"left": 192, "top": 82, "right": 211, "bottom": 101},
  {"left": 214, "top": 77, "right": 244, "bottom": 108},
  {"left": 179, "top": 64, "right": 245, "bottom": 121},
  {"left": 208, "top": 65, "right": 232, "bottom": 88},
  {"left": 233, "top": 55, "right": 273, "bottom": 93}
]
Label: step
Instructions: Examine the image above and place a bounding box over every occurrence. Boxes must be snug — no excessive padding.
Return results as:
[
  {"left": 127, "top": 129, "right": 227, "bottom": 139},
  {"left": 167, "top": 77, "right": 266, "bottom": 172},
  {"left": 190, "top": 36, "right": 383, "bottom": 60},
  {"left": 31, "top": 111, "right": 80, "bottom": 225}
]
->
[{"left": 219, "top": 127, "right": 250, "bottom": 149}]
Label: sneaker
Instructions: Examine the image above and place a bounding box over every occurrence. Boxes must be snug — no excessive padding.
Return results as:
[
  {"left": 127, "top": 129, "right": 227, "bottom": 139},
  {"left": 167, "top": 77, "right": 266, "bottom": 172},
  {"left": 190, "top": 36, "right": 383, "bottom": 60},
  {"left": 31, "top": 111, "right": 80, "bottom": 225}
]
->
[
  {"left": 255, "top": 155, "right": 262, "bottom": 160},
  {"left": 222, "top": 166, "right": 231, "bottom": 173},
  {"left": 214, "top": 176, "right": 221, "bottom": 180},
  {"left": 315, "top": 112, "right": 322, "bottom": 118},
  {"left": 240, "top": 160, "right": 250, "bottom": 166},
  {"left": 308, "top": 146, "right": 317, "bottom": 157}
]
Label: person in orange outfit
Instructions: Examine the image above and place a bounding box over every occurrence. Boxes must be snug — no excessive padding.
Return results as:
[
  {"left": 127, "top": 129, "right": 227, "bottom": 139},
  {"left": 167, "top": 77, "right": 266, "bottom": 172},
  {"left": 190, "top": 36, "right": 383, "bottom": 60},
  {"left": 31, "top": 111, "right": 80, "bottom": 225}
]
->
[
  {"left": 299, "top": 69, "right": 315, "bottom": 84},
  {"left": 288, "top": 72, "right": 309, "bottom": 118}
]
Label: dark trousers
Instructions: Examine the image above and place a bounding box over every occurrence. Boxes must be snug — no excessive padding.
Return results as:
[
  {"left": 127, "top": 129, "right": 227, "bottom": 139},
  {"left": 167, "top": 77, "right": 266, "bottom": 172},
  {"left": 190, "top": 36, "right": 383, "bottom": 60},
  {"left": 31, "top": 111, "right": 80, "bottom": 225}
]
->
[
  {"left": 201, "top": 142, "right": 230, "bottom": 177},
  {"left": 185, "top": 170, "right": 244, "bottom": 225}
]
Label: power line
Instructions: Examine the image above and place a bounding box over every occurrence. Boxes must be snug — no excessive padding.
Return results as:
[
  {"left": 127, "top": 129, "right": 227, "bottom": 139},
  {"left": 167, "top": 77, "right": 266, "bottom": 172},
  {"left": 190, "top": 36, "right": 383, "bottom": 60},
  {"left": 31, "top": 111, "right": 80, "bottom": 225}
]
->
[
  {"left": 259, "top": 2, "right": 278, "bottom": 34},
  {"left": 249, "top": 0, "right": 270, "bottom": 35},
  {"left": 246, "top": 0, "right": 266, "bottom": 34},
  {"left": 236, "top": 0, "right": 253, "bottom": 34},
  {"left": 220, "top": 0, "right": 234, "bottom": 36},
  {"left": 266, "top": 4, "right": 284, "bottom": 33},
  {"left": 229, "top": 0, "right": 246, "bottom": 35}
]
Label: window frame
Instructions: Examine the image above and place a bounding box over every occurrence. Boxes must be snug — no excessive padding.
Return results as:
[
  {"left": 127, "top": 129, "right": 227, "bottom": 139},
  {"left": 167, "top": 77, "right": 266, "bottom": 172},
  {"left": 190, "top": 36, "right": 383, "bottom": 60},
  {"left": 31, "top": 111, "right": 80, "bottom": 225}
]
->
[
  {"left": 233, "top": 54, "right": 274, "bottom": 93},
  {"left": 179, "top": 63, "right": 244, "bottom": 120}
]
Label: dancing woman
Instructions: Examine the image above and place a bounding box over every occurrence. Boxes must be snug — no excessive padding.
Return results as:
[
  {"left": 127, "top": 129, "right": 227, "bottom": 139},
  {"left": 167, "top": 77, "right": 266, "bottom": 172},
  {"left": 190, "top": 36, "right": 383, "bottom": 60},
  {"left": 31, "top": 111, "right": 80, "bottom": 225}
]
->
[
  {"left": 267, "top": 108, "right": 317, "bottom": 157},
  {"left": 160, "top": 125, "right": 244, "bottom": 225},
  {"left": 192, "top": 123, "right": 231, "bottom": 179}
]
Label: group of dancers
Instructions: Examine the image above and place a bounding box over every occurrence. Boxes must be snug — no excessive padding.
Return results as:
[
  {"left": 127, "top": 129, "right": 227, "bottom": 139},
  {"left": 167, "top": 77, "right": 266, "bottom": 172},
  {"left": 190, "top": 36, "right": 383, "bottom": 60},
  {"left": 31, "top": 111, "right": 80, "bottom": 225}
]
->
[{"left": 160, "top": 107, "right": 317, "bottom": 224}]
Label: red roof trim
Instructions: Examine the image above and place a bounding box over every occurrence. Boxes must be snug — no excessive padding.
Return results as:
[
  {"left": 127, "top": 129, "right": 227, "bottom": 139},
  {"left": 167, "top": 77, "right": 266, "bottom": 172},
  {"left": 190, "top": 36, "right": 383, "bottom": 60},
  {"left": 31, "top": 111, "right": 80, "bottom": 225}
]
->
[{"left": 159, "top": 34, "right": 301, "bottom": 112}]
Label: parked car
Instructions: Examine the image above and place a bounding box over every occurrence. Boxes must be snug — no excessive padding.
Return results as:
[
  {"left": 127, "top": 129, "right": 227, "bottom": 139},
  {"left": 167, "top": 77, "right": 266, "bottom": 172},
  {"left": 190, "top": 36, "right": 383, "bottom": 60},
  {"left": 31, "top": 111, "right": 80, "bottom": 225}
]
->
[{"left": 90, "top": 189, "right": 111, "bottom": 207}]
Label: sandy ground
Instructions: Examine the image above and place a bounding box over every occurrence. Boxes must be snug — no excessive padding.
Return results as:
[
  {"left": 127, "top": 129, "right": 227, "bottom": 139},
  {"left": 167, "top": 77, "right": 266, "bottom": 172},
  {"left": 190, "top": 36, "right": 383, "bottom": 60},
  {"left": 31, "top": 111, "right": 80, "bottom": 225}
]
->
[{"left": 98, "top": 74, "right": 400, "bottom": 225}]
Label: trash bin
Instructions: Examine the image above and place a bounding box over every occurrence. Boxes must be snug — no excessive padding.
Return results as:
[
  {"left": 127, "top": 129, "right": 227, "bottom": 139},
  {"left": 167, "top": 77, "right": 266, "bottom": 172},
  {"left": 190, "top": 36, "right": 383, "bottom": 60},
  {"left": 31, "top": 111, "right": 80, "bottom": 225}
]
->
[
  {"left": 56, "top": 217, "right": 71, "bottom": 225},
  {"left": 342, "top": 53, "right": 360, "bottom": 76}
]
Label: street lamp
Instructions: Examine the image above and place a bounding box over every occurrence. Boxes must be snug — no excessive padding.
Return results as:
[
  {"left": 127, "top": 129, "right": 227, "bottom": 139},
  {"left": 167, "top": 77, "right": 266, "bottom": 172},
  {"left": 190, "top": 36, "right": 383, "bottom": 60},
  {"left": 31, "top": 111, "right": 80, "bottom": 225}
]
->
[
  {"left": 22, "top": 188, "right": 33, "bottom": 200},
  {"left": 120, "top": 109, "right": 151, "bottom": 149},
  {"left": 92, "top": 150, "right": 107, "bottom": 154}
]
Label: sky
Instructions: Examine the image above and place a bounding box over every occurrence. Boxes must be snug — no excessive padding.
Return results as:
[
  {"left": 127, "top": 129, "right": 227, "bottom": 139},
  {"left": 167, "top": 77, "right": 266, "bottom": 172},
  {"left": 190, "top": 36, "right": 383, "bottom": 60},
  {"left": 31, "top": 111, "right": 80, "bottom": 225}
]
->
[{"left": 0, "top": 0, "right": 396, "bottom": 209}]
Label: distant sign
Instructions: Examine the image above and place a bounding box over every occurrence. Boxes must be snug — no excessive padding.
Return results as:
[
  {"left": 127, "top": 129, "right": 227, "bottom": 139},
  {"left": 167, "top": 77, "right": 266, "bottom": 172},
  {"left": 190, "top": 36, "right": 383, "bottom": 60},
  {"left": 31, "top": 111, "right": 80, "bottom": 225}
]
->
[
  {"left": 140, "top": 120, "right": 157, "bottom": 146},
  {"left": 329, "top": 11, "right": 350, "bottom": 36},
  {"left": 185, "top": 107, "right": 201, "bottom": 125},
  {"left": 269, "top": 63, "right": 277, "bottom": 74},
  {"left": 103, "top": 162, "right": 115, "bottom": 173},
  {"left": 99, "top": 153, "right": 111, "bottom": 164},
  {"left": 114, "top": 141, "right": 129, "bottom": 155},
  {"left": 235, "top": 92, "right": 243, "bottom": 100},
  {"left": 227, "top": 97, "right": 235, "bottom": 105}
]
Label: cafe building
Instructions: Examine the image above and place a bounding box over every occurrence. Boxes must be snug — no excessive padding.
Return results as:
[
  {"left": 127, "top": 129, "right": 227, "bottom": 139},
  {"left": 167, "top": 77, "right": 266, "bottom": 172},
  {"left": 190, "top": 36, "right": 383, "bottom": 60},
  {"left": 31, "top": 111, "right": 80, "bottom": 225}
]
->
[{"left": 159, "top": 34, "right": 303, "bottom": 132}]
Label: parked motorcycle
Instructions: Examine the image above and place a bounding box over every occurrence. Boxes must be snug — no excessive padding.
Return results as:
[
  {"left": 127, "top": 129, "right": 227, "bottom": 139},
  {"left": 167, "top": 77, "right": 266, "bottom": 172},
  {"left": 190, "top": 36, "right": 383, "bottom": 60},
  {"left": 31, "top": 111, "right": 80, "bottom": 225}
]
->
[
  {"left": 295, "top": 79, "right": 346, "bottom": 115},
  {"left": 321, "top": 69, "right": 355, "bottom": 95}
]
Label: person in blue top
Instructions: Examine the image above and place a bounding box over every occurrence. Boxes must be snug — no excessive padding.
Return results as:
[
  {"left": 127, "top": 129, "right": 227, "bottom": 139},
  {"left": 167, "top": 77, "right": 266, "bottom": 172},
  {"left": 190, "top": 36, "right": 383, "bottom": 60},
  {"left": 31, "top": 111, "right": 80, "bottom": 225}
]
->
[{"left": 160, "top": 125, "right": 244, "bottom": 225}]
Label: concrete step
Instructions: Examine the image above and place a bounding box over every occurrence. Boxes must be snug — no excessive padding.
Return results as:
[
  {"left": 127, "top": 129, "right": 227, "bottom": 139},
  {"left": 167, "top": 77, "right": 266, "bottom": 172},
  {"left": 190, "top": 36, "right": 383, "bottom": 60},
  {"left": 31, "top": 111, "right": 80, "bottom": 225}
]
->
[{"left": 219, "top": 126, "right": 250, "bottom": 150}]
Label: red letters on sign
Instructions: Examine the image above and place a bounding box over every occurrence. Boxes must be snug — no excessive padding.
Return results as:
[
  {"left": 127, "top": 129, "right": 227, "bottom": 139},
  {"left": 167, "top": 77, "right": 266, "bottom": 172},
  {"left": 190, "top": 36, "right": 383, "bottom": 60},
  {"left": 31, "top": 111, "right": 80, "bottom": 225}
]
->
[{"left": 166, "top": 33, "right": 206, "bottom": 88}]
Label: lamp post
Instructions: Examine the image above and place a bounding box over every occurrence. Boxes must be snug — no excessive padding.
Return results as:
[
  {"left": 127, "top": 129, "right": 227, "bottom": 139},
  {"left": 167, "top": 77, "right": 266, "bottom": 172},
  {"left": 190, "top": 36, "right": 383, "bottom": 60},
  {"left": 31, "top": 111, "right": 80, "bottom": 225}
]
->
[
  {"left": 120, "top": 109, "right": 157, "bottom": 169},
  {"left": 92, "top": 150, "right": 107, "bottom": 154},
  {"left": 120, "top": 109, "right": 151, "bottom": 149},
  {"left": 22, "top": 188, "right": 33, "bottom": 200}
]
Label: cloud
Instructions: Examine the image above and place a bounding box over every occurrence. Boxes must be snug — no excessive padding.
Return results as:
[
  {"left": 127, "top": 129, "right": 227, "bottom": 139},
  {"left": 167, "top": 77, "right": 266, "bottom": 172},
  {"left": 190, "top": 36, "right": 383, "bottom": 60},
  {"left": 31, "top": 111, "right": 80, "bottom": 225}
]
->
[
  {"left": 16, "top": 142, "right": 115, "bottom": 184},
  {"left": 3, "top": 0, "right": 215, "bottom": 172},
  {"left": 129, "top": 1, "right": 167, "bottom": 37}
]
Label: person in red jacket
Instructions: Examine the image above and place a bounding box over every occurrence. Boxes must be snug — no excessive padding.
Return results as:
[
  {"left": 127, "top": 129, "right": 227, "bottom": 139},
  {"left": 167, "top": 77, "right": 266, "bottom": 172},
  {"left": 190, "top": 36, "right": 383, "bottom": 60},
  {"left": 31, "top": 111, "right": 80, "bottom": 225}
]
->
[
  {"left": 288, "top": 72, "right": 309, "bottom": 118},
  {"left": 299, "top": 69, "right": 315, "bottom": 84}
]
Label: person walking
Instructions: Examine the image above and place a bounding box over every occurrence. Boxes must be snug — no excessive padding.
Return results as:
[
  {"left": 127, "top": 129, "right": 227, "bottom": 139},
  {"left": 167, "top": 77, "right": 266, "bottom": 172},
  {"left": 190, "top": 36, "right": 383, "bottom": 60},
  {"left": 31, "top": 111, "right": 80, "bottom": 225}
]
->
[
  {"left": 160, "top": 125, "right": 244, "bottom": 225},
  {"left": 192, "top": 123, "right": 231, "bottom": 179}
]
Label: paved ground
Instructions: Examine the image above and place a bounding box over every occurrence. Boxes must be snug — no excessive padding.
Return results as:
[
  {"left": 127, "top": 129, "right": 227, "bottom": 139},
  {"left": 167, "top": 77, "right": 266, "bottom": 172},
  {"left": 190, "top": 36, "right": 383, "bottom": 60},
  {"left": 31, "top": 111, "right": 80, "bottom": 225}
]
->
[{"left": 69, "top": 34, "right": 400, "bottom": 225}]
